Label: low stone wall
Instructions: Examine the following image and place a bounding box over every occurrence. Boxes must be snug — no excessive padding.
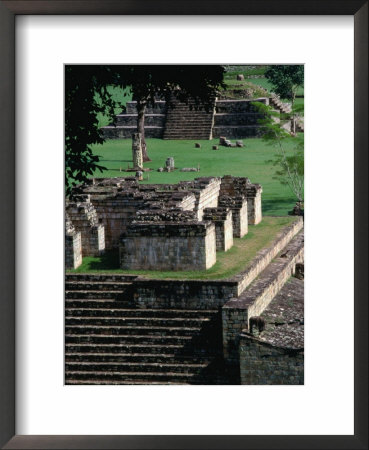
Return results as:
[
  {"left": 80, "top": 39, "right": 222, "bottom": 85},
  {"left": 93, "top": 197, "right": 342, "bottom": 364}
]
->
[
  {"left": 222, "top": 230, "right": 304, "bottom": 363},
  {"left": 239, "top": 335, "right": 304, "bottom": 384},
  {"left": 203, "top": 207, "right": 233, "bottom": 251},
  {"left": 120, "top": 221, "right": 217, "bottom": 271},
  {"left": 133, "top": 279, "right": 238, "bottom": 310},
  {"left": 234, "top": 217, "right": 303, "bottom": 296}
]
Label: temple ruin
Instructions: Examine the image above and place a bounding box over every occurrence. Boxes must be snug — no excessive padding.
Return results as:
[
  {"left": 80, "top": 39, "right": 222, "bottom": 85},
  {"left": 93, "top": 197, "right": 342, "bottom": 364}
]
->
[{"left": 65, "top": 175, "right": 262, "bottom": 271}]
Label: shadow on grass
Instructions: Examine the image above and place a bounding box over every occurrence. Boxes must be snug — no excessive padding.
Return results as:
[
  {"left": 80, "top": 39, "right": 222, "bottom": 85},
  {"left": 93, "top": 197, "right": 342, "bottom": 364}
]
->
[
  {"left": 262, "top": 198, "right": 295, "bottom": 216},
  {"left": 87, "top": 249, "right": 120, "bottom": 270}
]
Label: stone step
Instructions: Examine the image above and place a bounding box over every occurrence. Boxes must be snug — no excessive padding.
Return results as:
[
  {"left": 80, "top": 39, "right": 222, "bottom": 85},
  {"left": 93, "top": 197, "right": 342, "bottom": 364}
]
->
[
  {"left": 66, "top": 379, "right": 189, "bottom": 385},
  {"left": 65, "top": 370, "right": 200, "bottom": 384},
  {"left": 65, "top": 291, "right": 129, "bottom": 299},
  {"left": 65, "top": 352, "right": 214, "bottom": 364},
  {"left": 65, "top": 316, "right": 212, "bottom": 328},
  {"left": 65, "top": 307, "right": 219, "bottom": 318},
  {"left": 65, "top": 274, "right": 137, "bottom": 282},
  {"left": 224, "top": 230, "right": 304, "bottom": 328},
  {"left": 65, "top": 361, "right": 209, "bottom": 374},
  {"left": 65, "top": 325, "right": 203, "bottom": 337},
  {"left": 65, "top": 281, "right": 133, "bottom": 291},
  {"left": 65, "top": 334, "right": 197, "bottom": 345},
  {"left": 65, "top": 299, "right": 134, "bottom": 308},
  {"left": 65, "top": 343, "right": 219, "bottom": 356}
]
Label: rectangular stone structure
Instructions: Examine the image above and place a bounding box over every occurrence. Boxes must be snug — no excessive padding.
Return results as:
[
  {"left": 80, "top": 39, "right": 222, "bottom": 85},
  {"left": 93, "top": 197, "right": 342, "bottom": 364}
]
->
[
  {"left": 219, "top": 196, "right": 248, "bottom": 238},
  {"left": 203, "top": 207, "right": 233, "bottom": 251},
  {"left": 220, "top": 175, "right": 262, "bottom": 226},
  {"left": 120, "top": 222, "right": 216, "bottom": 271},
  {"left": 65, "top": 222, "right": 82, "bottom": 269},
  {"left": 66, "top": 201, "right": 105, "bottom": 256},
  {"left": 246, "top": 184, "right": 262, "bottom": 225}
]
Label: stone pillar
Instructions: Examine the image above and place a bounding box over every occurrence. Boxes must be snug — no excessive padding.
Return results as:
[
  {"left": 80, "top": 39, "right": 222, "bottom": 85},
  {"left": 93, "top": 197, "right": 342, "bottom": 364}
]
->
[
  {"left": 165, "top": 157, "right": 175, "bottom": 171},
  {"left": 246, "top": 185, "right": 262, "bottom": 225},
  {"left": 132, "top": 133, "right": 143, "bottom": 169},
  {"left": 222, "top": 303, "right": 248, "bottom": 364},
  {"left": 203, "top": 207, "right": 233, "bottom": 252},
  {"left": 65, "top": 215, "right": 82, "bottom": 269},
  {"left": 66, "top": 201, "right": 105, "bottom": 256}
]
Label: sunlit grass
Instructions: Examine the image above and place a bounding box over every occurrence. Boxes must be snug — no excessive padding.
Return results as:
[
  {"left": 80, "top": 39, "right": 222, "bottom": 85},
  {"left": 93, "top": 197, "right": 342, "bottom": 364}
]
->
[{"left": 67, "top": 216, "right": 297, "bottom": 279}]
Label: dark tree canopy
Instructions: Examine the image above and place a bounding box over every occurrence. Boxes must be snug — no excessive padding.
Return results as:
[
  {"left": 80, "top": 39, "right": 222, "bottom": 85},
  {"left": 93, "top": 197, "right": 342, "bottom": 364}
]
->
[
  {"left": 265, "top": 65, "right": 304, "bottom": 103},
  {"left": 65, "top": 65, "right": 225, "bottom": 196}
]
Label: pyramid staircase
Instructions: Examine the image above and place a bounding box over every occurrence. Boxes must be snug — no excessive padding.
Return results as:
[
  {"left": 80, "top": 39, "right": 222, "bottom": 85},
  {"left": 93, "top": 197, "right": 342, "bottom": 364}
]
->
[
  {"left": 269, "top": 94, "right": 292, "bottom": 114},
  {"left": 163, "top": 97, "right": 215, "bottom": 140},
  {"left": 65, "top": 274, "right": 235, "bottom": 384}
]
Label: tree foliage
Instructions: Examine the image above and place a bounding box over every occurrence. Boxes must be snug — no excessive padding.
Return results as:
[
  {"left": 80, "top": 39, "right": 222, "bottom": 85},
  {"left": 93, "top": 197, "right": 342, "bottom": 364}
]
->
[
  {"left": 265, "top": 65, "right": 304, "bottom": 104},
  {"left": 121, "top": 65, "right": 225, "bottom": 161},
  {"left": 253, "top": 101, "right": 304, "bottom": 203},
  {"left": 65, "top": 65, "right": 225, "bottom": 196},
  {"left": 65, "top": 65, "right": 125, "bottom": 197}
]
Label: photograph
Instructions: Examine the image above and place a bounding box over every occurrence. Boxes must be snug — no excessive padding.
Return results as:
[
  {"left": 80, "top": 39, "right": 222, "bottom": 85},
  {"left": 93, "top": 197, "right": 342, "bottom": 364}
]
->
[{"left": 65, "top": 64, "right": 305, "bottom": 385}]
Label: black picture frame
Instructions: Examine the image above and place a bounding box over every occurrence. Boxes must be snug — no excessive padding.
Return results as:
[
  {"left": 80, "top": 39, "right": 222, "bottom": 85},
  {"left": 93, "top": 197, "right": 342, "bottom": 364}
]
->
[{"left": 0, "top": 1, "right": 367, "bottom": 449}]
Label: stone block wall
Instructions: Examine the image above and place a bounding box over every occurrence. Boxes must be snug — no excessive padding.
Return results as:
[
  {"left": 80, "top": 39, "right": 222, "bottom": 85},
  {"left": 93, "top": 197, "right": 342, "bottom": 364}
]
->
[
  {"left": 234, "top": 218, "right": 303, "bottom": 296},
  {"left": 203, "top": 207, "right": 233, "bottom": 251},
  {"left": 177, "top": 178, "right": 221, "bottom": 221},
  {"left": 239, "top": 335, "right": 304, "bottom": 384},
  {"left": 102, "top": 101, "right": 167, "bottom": 139},
  {"left": 120, "top": 221, "right": 216, "bottom": 271},
  {"left": 246, "top": 185, "right": 262, "bottom": 225},
  {"left": 222, "top": 307, "right": 248, "bottom": 362},
  {"left": 222, "top": 229, "right": 304, "bottom": 364},
  {"left": 220, "top": 176, "right": 262, "bottom": 226},
  {"left": 65, "top": 217, "right": 82, "bottom": 269},
  {"left": 133, "top": 279, "right": 238, "bottom": 310},
  {"left": 219, "top": 196, "right": 248, "bottom": 238},
  {"left": 213, "top": 98, "right": 270, "bottom": 138},
  {"left": 66, "top": 201, "right": 105, "bottom": 256}
]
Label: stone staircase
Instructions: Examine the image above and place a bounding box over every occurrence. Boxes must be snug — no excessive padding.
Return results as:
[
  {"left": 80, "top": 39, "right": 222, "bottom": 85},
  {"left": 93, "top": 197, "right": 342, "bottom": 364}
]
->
[
  {"left": 163, "top": 97, "right": 215, "bottom": 140},
  {"left": 65, "top": 274, "right": 235, "bottom": 384},
  {"left": 222, "top": 229, "right": 304, "bottom": 363},
  {"left": 269, "top": 94, "right": 292, "bottom": 114}
]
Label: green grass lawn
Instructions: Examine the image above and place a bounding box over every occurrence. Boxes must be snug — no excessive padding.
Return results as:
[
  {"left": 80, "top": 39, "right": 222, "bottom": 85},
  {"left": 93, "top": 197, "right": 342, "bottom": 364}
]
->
[
  {"left": 68, "top": 216, "right": 297, "bottom": 280},
  {"left": 90, "top": 136, "right": 303, "bottom": 216}
]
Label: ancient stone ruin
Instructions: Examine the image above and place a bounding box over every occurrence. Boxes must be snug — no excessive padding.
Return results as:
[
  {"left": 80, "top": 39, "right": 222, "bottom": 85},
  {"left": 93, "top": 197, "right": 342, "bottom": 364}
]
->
[
  {"left": 65, "top": 176, "right": 304, "bottom": 386},
  {"left": 102, "top": 96, "right": 288, "bottom": 140},
  {"left": 66, "top": 175, "right": 262, "bottom": 271}
]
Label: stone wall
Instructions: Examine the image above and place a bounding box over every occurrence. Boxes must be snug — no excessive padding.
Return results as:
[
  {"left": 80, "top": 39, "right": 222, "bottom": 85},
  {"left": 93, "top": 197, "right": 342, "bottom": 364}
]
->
[
  {"left": 65, "top": 216, "right": 82, "bottom": 269},
  {"left": 220, "top": 175, "right": 262, "bottom": 226},
  {"left": 246, "top": 185, "right": 262, "bottom": 225},
  {"left": 66, "top": 201, "right": 105, "bottom": 256},
  {"left": 102, "top": 100, "right": 167, "bottom": 139},
  {"left": 102, "top": 97, "right": 279, "bottom": 140},
  {"left": 222, "top": 229, "right": 304, "bottom": 364},
  {"left": 203, "top": 207, "right": 233, "bottom": 251},
  {"left": 213, "top": 98, "right": 270, "bottom": 138},
  {"left": 234, "top": 218, "right": 303, "bottom": 296},
  {"left": 239, "top": 335, "right": 304, "bottom": 384},
  {"left": 133, "top": 279, "right": 238, "bottom": 310},
  {"left": 120, "top": 221, "right": 217, "bottom": 271},
  {"left": 218, "top": 196, "right": 248, "bottom": 238}
]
